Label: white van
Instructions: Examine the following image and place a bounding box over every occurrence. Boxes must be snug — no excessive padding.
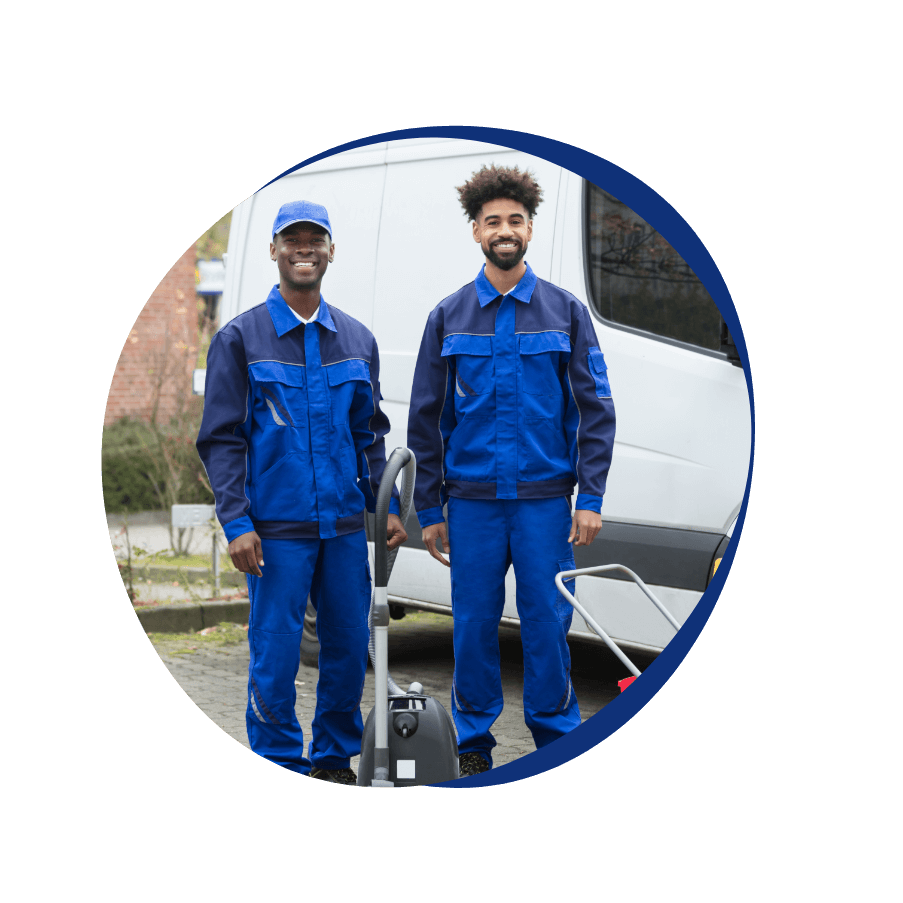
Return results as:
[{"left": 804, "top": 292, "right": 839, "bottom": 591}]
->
[{"left": 215, "top": 137, "right": 751, "bottom": 655}]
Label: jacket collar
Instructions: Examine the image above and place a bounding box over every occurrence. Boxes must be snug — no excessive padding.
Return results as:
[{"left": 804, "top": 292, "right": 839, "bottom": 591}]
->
[
  {"left": 475, "top": 261, "right": 537, "bottom": 308},
  {"left": 266, "top": 285, "right": 337, "bottom": 337}
]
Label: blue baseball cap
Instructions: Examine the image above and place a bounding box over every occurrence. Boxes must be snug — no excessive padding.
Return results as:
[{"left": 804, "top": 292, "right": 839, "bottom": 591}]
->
[{"left": 272, "top": 200, "right": 332, "bottom": 240}]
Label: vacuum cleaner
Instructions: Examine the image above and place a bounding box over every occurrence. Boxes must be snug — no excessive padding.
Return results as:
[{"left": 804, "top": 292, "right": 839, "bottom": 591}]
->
[{"left": 357, "top": 447, "right": 459, "bottom": 787}]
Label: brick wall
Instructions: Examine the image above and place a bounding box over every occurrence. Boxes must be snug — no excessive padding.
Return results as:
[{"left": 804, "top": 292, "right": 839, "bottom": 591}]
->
[{"left": 105, "top": 246, "right": 198, "bottom": 426}]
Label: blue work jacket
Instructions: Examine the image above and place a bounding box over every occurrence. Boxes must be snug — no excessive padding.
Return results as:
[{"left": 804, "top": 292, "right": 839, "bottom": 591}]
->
[
  {"left": 407, "top": 263, "right": 616, "bottom": 529},
  {"left": 197, "top": 286, "right": 398, "bottom": 543}
]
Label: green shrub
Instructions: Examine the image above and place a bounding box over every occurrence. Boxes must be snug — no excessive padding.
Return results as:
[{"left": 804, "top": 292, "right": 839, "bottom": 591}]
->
[
  {"left": 102, "top": 416, "right": 214, "bottom": 514},
  {"left": 102, "top": 441, "right": 159, "bottom": 512}
]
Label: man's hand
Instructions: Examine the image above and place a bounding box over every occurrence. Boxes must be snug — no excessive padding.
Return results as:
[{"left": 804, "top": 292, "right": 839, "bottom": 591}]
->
[
  {"left": 568, "top": 510, "right": 602, "bottom": 547},
  {"left": 422, "top": 521, "right": 450, "bottom": 567},
  {"left": 229, "top": 531, "right": 264, "bottom": 576},
  {"left": 386, "top": 513, "right": 408, "bottom": 551}
]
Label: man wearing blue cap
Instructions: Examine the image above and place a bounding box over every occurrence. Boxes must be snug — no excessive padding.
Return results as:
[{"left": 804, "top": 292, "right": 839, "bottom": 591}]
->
[
  {"left": 407, "top": 166, "right": 616, "bottom": 776},
  {"left": 198, "top": 200, "right": 407, "bottom": 783}
]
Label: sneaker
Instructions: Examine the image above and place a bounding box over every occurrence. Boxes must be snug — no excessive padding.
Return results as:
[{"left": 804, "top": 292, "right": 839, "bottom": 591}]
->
[
  {"left": 309, "top": 767, "right": 358, "bottom": 785},
  {"left": 458, "top": 753, "right": 490, "bottom": 777}
]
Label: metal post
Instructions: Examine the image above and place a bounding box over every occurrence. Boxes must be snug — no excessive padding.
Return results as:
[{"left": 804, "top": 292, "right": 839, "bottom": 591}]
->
[{"left": 212, "top": 530, "right": 220, "bottom": 595}]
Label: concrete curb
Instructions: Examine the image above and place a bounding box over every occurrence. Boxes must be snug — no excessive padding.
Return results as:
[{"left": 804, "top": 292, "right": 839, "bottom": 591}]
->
[{"left": 135, "top": 598, "right": 250, "bottom": 633}]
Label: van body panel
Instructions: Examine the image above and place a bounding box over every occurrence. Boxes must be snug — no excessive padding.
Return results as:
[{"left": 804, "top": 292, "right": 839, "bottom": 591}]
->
[
  {"left": 372, "top": 147, "right": 563, "bottom": 408},
  {"left": 217, "top": 138, "right": 752, "bottom": 653},
  {"left": 384, "top": 138, "right": 527, "bottom": 163},
  {"left": 379, "top": 546, "right": 699, "bottom": 651},
  {"left": 564, "top": 577, "right": 701, "bottom": 649},
  {"left": 288, "top": 143, "right": 388, "bottom": 174},
  {"left": 222, "top": 149, "right": 387, "bottom": 330},
  {"left": 557, "top": 172, "right": 752, "bottom": 534}
]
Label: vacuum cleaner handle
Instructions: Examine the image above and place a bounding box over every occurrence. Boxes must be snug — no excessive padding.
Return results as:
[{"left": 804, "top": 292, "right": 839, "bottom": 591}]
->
[
  {"left": 370, "top": 447, "right": 415, "bottom": 785},
  {"left": 374, "top": 446, "right": 413, "bottom": 589}
]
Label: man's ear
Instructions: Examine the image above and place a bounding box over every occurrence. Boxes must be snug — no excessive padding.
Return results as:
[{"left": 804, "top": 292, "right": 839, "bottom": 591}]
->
[
  {"left": 269, "top": 241, "right": 276, "bottom": 261},
  {"left": 472, "top": 220, "right": 481, "bottom": 243}
]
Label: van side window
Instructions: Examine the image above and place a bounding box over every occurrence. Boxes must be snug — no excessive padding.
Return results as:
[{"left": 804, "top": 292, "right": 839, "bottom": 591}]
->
[{"left": 584, "top": 182, "right": 722, "bottom": 351}]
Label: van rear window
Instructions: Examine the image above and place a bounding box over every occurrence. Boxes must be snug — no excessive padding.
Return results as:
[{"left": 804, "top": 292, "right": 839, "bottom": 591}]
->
[{"left": 584, "top": 183, "right": 722, "bottom": 351}]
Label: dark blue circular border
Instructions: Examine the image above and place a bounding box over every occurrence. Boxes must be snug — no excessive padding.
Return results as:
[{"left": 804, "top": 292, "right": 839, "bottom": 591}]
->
[{"left": 265, "top": 126, "right": 755, "bottom": 788}]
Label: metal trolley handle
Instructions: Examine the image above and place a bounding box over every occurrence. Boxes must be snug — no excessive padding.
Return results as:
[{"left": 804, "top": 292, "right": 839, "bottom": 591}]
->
[{"left": 554, "top": 564, "right": 683, "bottom": 679}]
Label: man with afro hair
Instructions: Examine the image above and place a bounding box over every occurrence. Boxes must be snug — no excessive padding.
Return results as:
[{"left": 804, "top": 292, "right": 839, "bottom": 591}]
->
[{"left": 406, "top": 164, "right": 616, "bottom": 776}]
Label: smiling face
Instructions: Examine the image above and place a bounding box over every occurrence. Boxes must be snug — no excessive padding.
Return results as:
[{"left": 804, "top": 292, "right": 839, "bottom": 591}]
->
[
  {"left": 472, "top": 197, "right": 533, "bottom": 271},
  {"left": 269, "top": 222, "right": 335, "bottom": 292}
]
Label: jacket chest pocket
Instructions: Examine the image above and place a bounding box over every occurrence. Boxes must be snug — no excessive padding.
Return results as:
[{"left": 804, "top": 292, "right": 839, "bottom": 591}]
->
[
  {"left": 441, "top": 334, "right": 494, "bottom": 398},
  {"left": 249, "top": 361, "right": 307, "bottom": 430},
  {"left": 518, "top": 331, "right": 570, "bottom": 396},
  {"left": 325, "top": 358, "right": 371, "bottom": 432}
]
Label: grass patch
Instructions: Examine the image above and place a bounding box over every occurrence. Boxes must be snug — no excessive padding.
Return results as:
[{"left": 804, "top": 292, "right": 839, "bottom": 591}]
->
[
  {"left": 135, "top": 552, "right": 237, "bottom": 571},
  {"left": 148, "top": 621, "right": 248, "bottom": 655},
  {"left": 394, "top": 609, "right": 450, "bottom": 626}
]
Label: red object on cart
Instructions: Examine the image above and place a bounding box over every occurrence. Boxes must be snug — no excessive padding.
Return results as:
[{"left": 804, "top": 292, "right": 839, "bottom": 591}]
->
[{"left": 618, "top": 676, "right": 637, "bottom": 692}]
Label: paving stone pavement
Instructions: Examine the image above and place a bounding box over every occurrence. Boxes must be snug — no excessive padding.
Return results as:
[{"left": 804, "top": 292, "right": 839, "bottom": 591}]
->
[
  {"left": 150, "top": 611, "right": 655, "bottom": 777},
  {"left": 120, "top": 509, "right": 658, "bottom": 776}
]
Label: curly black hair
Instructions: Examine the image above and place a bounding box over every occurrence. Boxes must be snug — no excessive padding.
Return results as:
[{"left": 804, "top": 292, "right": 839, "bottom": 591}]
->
[{"left": 456, "top": 164, "right": 544, "bottom": 221}]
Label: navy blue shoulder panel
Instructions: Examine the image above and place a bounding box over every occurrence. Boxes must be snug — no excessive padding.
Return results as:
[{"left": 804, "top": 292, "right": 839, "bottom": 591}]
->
[
  {"left": 222, "top": 303, "right": 305, "bottom": 364},
  {"left": 219, "top": 301, "right": 274, "bottom": 345},
  {"left": 514, "top": 278, "right": 584, "bottom": 339},
  {"left": 427, "top": 277, "right": 585, "bottom": 341},
  {"left": 220, "top": 301, "right": 301, "bottom": 365},
  {"left": 219, "top": 301, "right": 375, "bottom": 369},
  {"left": 432, "top": 282, "right": 498, "bottom": 336},
  {"left": 318, "top": 304, "right": 375, "bottom": 365}
]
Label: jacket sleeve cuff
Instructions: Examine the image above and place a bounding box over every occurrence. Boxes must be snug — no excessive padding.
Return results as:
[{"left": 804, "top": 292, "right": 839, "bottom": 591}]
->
[
  {"left": 575, "top": 494, "right": 603, "bottom": 514},
  {"left": 389, "top": 496, "right": 401, "bottom": 517},
  {"left": 223, "top": 516, "right": 256, "bottom": 543},
  {"left": 416, "top": 506, "right": 445, "bottom": 529}
]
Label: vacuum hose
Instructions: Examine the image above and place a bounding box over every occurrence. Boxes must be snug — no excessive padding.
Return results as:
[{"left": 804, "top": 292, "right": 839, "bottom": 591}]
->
[{"left": 369, "top": 447, "right": 416, "bottom": 696}]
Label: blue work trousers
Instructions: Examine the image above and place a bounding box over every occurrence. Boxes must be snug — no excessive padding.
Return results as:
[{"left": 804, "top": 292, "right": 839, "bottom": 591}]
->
[
  {"left": 246, "top": 531, "right": 371, "bottom": 774},
  {"left": 447, "top": 496, "right": 581, "bottom": 766}
]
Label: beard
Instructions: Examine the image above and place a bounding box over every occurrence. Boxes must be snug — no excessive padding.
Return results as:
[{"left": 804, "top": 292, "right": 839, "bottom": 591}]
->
[{"left": 483, "top": 240, "right": 526, "bottom": 271}]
